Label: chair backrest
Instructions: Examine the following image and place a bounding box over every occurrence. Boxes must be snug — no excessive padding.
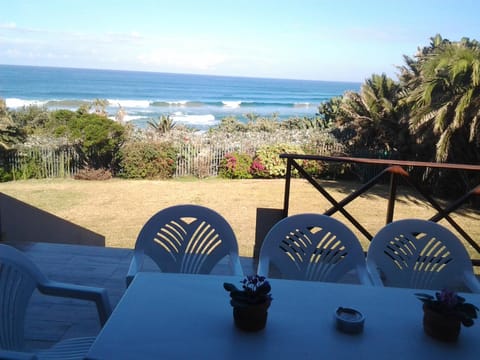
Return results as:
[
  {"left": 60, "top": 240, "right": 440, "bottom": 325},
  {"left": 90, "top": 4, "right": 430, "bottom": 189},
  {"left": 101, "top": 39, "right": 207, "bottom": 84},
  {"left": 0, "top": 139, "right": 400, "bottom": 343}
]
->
[
  {"left": 366, "top": 219, "right": 474, "bottom": 290},
  {"left": 134, "top": 205, "right": 241, "bottom": 274},
  {"left": 0, "top": 244, "right": 48, "bottom": 350},
  {"left": 257, "top": 214, "right": 368, "bottom": 283}
]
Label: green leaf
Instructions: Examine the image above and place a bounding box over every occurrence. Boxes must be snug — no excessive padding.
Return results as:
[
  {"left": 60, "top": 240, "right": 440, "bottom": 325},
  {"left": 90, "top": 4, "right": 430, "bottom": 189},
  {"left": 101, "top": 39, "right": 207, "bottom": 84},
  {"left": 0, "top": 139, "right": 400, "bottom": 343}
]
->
[
  {"left": 462, "top": 303, "right": 479, "bottom": 319},
  {"left": 223, "top": 283, "right": 239, "bottom": 292},
  {"left": 415, "top": 293, "right": 434, "bottom": 300},
  {"left": 256, "top": 282, "right": 271, "bottom": 296}
]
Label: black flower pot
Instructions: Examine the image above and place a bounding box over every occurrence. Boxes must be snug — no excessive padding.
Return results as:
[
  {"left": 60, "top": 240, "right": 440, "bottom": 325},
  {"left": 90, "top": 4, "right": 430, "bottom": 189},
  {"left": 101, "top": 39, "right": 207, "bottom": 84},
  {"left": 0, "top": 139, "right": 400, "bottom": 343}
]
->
[
  {"left": 423, "top": 305, "right": 461, "bottom": 342},
  {"left": 233, "top": 302, "right": 269, "bottom": 332}
]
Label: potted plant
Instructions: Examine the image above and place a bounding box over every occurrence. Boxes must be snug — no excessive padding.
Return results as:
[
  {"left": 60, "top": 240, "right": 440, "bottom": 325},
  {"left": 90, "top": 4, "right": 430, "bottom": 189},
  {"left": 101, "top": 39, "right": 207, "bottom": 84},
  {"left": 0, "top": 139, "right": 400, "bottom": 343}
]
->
[
  {"left": 416, "top": 289, "right": 478, "bottom": 342},
  {"left": 224, "top": 275, "right": 273, "bottom": 331}
]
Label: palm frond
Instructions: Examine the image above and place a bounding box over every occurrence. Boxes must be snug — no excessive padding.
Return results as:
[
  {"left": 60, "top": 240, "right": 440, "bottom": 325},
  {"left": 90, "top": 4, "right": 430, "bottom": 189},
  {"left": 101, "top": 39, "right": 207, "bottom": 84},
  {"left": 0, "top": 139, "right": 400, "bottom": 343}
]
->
[
  {"left": 470, "top": 113, "right": 479, "bottom": 143},
  {"left": 410, "top": 109, "right": 437, "bottom": 131},
  {"left": 433, "top": 105, "right": 449, "bottom": 133},
  {"left": 453, "top": 88, "right": 474, "bottom": 129},
  {"left": 436, "top": 127, "right": 453, "bottom": 162},
  {"left": 472, "top": 59, "right": 480, "bottom": 86}
]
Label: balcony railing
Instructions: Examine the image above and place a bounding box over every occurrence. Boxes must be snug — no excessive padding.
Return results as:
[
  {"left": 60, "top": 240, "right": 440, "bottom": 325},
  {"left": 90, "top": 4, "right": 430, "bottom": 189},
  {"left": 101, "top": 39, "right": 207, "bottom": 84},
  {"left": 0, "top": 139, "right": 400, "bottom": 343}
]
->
[{"left": 280, "top": 154, "right": 480, "bottom": 266}]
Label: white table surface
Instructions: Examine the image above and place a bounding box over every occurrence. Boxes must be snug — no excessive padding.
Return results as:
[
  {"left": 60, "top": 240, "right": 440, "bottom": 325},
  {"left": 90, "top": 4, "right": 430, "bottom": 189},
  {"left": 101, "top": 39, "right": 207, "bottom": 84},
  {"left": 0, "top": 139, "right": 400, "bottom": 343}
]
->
[{"left": 86, "top": 272, "right": 480, "bottom": 360}]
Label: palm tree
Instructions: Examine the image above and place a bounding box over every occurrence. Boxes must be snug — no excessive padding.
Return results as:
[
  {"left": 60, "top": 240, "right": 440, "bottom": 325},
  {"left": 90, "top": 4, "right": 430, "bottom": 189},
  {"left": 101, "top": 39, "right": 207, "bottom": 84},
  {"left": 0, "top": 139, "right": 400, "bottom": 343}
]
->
[
  {"left": 329, "top": 73, "right": 407, "bottom": 154},
  {"left": 317, "top": 96, "right": 343, "bottom": 125},
  {"left": 398, "top": 34, "right": 450, "bottom": 86},
  {"left": 405, "top": 37, "right": 480, "bottom": 163},
  {"left": 148, "top": 115, "right": 176, "bottom": 134}
]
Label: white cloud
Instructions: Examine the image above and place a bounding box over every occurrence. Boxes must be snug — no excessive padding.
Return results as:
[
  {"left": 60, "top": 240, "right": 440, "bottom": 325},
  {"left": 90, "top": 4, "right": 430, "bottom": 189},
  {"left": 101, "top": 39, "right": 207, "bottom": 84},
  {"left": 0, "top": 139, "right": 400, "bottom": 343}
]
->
[
  {"left": 0, "top": 24, "right": 278, "bottom": 76},
  {"left": 5, "top": 48, "right": 21, "bottom": 56},
  {"left": 0, "top": 22, "right": 17, "bottom": 29},
  {"left": 138, "top": 48, "right": 228, "bottom": 71},
  {"left": 102, "top": 31, "right": 146, "bottom": 44}
]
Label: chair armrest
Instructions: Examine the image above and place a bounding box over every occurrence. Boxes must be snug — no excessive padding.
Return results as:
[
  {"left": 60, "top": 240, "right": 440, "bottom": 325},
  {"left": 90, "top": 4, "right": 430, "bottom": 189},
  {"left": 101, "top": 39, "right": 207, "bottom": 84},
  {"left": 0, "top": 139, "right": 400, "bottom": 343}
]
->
[
  {"left": 38, "top": 280, "right": 112, "bottom": 326},
  {"left": 126, "top": 251, "right": 143, "bottom": 287},
  {"left": 230, "top": 253, "right": 244, "bottom": 276},
  {"left": 464, "top": 271, "right": 480, "bottom": 293},
  {"left": 0, "top": 349, "right": 37, "bottom": 360},
  {"left": 365, "top": 261, "right": 385, "bottom": 287},
  {"left": 356, "top": 265, "right": 374, "bottom": 286},
  {"left": 256, "top": 257, "right": 269, "bottom": 278}
]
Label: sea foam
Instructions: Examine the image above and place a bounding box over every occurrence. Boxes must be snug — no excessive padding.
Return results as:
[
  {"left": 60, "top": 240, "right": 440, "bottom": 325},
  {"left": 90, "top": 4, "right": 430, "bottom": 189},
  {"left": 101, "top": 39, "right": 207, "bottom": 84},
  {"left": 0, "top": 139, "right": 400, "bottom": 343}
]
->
[
  {"left": 6, "top": 98, "right": 46, "bottom": 108},
  {"left": 171, "top": 113, "right": 217, "bottom": 125},
  {"left": 293, "top": 102, "right": 312, "bottom": 108},
  {"left": 222, "top": 101, "right": 242, "bottom": 108}
]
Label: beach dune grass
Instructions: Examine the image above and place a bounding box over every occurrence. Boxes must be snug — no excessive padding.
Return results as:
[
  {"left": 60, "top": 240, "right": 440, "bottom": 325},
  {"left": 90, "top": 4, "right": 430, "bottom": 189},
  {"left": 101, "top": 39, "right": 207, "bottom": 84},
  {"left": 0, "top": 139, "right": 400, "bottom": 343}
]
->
[{"left": 1, "top": 178, "right": 479, "bottom": 262}]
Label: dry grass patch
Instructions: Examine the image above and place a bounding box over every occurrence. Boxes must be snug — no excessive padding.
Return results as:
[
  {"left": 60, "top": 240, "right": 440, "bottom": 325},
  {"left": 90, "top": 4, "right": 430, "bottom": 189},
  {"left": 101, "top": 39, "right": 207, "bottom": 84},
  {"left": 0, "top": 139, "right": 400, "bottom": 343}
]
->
[{"left": 1, "top": 178, "right": 479, "bottom": 261}]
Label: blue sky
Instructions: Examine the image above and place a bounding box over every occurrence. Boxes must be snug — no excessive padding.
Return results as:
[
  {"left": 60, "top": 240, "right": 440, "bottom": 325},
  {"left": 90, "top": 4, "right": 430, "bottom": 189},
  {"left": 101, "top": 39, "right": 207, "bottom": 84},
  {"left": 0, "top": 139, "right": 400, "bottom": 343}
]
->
[{"left": 0, "top": 0, "right": 478, "bottom": 82}]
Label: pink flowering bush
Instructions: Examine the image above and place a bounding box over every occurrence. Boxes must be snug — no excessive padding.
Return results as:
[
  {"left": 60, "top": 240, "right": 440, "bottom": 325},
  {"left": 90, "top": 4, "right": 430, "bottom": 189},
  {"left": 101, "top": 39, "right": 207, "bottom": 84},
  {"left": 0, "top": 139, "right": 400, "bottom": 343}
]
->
[
  {"left": 218, "top": 152, "right": 253, "bottom": 179},
  {"left": 250, "top": 157, "right": 268, "bottom": 178}
]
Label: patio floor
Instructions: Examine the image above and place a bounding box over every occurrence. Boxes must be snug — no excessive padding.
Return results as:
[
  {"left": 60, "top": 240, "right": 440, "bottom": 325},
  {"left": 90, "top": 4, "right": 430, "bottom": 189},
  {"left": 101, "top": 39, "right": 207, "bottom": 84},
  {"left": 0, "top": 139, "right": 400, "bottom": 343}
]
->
[
  {"left": 7, "top": 241, "right": 256, "bottom": 350},
  {"left": 10, "top": 241, "right": 478, "bottom": 352}
]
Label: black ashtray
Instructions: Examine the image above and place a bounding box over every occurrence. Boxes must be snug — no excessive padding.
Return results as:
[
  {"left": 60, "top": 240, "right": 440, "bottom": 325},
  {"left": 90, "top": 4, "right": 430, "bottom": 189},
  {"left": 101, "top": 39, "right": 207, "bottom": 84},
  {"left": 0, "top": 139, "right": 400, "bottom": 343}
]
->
[{"left": 335, "top": 307, "right": 365, "bottom": 334}]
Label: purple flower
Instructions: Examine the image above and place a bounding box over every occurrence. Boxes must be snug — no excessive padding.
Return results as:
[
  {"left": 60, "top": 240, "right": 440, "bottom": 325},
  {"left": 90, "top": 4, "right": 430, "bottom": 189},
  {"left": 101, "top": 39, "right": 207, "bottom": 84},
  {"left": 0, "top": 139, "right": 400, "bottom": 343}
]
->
[
  {"left": 437, "top": 289, "right": 459, "bottom": 308},
  {"left": 224, "top": 274, "right": 273, "bottom": 306},
  {"left": 416, "top": 289, "right": 479, "bottom": 327}
]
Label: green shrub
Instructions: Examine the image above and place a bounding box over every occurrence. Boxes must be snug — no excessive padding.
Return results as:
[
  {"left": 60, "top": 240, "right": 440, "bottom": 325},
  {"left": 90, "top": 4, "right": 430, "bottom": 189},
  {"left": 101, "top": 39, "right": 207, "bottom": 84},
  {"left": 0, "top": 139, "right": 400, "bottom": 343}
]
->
[
  {"left": 46, "top": 110, "right": 126, "bottom": 170},
  {"left": 0, "top": 167, "right": 13, "bottom": 182},
  {"left": 11, "top": 152, "right": 45, "bottom": 180},
  {"left": 118, "top": 141, "right": 177, "bottom": 179},
  {"left": 320, "top": 162, "right": 353, "bottom": 180},
  {"left": 254, "top": 144, "right": 304, "bottom": 178},
  {"left": 10, "top": 105, "right": 50, "bottom": 134},
  {"left": 297, "top": 144, "right": 327, "bottom": 178},
  {"left": 299, "top": 159, "right": 325, "bottom": 178},
  {"left": 218, "top": 152, "right": 253, "bottom": 179},
  {"left": 209, "top": 117, "right": 247, "bottom": 133}
]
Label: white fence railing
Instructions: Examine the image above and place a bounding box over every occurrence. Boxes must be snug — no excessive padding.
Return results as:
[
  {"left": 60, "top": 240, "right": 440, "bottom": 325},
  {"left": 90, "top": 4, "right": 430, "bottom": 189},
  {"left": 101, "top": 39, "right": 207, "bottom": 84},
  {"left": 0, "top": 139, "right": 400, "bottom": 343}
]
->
[
  {"left": 4, "top": 142, "right": 344, "bottom": 179},
  {"left": 5, "top": 147, "right": 81, "bottom": 179},
  {"left": 175, "top": 142, "right": 256, "bottom": 178}
]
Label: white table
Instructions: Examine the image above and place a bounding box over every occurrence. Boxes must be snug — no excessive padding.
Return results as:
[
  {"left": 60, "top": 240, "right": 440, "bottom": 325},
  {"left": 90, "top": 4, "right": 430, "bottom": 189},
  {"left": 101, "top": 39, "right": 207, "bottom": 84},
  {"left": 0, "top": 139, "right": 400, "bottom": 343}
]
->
[{"left": 86, "top": 273, "right": 480, "bottom": 360}]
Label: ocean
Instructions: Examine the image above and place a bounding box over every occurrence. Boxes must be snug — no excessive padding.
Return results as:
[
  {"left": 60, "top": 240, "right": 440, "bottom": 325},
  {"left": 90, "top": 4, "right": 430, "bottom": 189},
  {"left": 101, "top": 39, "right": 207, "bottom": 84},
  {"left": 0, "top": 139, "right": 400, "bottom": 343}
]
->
[{"left": 0, "top": 64, "right": 360, "bottom": 130}]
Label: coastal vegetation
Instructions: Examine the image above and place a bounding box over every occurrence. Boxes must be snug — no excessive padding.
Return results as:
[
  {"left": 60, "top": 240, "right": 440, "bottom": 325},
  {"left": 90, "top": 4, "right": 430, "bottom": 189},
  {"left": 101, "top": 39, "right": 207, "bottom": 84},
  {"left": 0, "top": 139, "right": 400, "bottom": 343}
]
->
[
  {"left": 1, "top": 35, "right": 479, "bottom": 199},
  {"left": 319, "top": 35, "right": 480, "bottom": 197}
]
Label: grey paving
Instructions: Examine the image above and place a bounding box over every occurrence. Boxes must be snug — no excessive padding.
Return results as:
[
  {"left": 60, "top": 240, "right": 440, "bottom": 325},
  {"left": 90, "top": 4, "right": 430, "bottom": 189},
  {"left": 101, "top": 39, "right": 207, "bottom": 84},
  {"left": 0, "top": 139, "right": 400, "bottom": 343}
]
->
[{"left": 6, "top": 241, "right": 255, "bottom": 351}]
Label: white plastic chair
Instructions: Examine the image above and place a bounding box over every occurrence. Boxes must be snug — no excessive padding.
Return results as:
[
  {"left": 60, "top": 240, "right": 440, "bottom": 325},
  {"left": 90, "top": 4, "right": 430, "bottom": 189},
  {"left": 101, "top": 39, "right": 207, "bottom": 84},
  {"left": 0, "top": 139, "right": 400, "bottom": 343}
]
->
[
  {"left": 366, "top": 219, "right": 480, "bottom": 292},
  {"left": 126, "top": 204, "right": 243, "bottom": 286},
  {"left": 257, "top": 214, "right": 371, "bottom": 284},
  {"left": 0, "top": 244, "right": 112, "bottom": 360}
]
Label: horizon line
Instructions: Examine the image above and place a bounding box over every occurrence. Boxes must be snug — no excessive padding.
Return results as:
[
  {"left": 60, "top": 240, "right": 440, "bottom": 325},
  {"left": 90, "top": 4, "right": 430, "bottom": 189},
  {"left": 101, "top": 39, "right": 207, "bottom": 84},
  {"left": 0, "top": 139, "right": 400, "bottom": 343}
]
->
[{"left": 0, "top": 63, "right": 363, "bottom": 85}]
